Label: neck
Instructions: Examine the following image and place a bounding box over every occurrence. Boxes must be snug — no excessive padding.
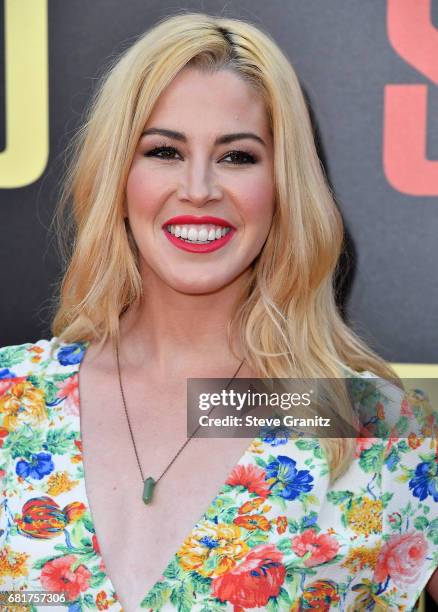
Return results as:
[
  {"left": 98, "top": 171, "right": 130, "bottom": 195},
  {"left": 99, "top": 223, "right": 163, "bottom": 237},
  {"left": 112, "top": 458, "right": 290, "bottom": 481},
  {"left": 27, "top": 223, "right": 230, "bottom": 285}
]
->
[{"left": 118, "top": 268, "right": 250, "bottom": 376}]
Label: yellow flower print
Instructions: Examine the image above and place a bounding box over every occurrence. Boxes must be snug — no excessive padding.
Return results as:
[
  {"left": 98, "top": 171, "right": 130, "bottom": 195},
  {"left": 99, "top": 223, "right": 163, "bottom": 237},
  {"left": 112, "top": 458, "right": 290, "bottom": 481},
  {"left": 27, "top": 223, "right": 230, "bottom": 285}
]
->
[
  {"left": 177, "top": 520, "right": 249, "bottom": 577},
  {"left": 0, "top": 381, "right": 46, "bottom": 431},
  {"left": 46, "top": 471, "right": 79, "bottom": 496},
  {"left": 248, "top": 439, "right": 264, "bottom": 454},
  {"left": 346, "top": 497, "right": 382, "bottom": 536},
  {"left": 342, "top": 543, "right": 382, "bottom": 572},
  {"left": 0, "top": 545, "right": 29, "bottom": 578}
]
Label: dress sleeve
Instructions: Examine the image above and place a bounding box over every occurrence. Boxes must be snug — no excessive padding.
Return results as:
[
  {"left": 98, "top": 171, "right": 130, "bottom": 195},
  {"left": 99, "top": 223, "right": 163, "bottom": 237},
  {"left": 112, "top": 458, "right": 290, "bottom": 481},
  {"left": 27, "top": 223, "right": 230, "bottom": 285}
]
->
[
  {"left": 0, "top": 339, "right": 55, "bottom": 540},
  {"left": 380, "top": 383, "right": 438, "bottom": 604}
]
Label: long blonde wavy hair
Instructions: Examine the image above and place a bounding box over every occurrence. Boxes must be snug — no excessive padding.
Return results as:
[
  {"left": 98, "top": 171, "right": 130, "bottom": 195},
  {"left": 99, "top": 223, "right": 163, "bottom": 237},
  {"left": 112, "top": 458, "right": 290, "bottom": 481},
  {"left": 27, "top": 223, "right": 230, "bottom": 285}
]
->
[{"left": 51, "top": 11, "right": 402, "bottom": 481}]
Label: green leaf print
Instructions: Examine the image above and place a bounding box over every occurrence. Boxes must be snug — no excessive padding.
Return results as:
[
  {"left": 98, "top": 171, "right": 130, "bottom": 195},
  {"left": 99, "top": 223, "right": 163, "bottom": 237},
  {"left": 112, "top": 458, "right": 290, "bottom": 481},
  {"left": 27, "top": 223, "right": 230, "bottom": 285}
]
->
[
  {"left": 359, "top": 443, "right": 384, "bottom": 473},
  {"left": 199, "top": 599, "right": 227, "bottom": 611},
  {"left": 277, "top": 587, "right": 292, "bottom": 607},
  {"left": 169, "top": 580, "right": 195, "bottom": 612},
  {"left": 189, "top": 571, "right": 211, "bottom": 595},
  {"left": 287, "top": 518, "right": 300, "bottom": 533},
  {"left": 265, "top": 595, "right": 280, "bottom": 611},
  {"left": 254, "top": 456, "right": 267, "bottom": 468},
  {"left": 3, "top": 426, "right": 44, "bottom": 460},
  {"left": 33, "top": 554, "right": 62, "bottom": 570},
  {"left": 45, "top": 426, "right": 78, "bottom": 455},
  {"left": 140, "top": 581, "right": 171, "bottom": 608},
  {"left": 163, "top": 557, "right": 183, "bottom": 581},
  {"left": 427, "top": 518, "right": 438, "bottom": 544},
  {"left": 89, "top": 571, "right": 107, "bottom": 588},
  {"left": 381, "top": 492, "right": 394, "bottom": 508},
  {"left": 82, "top": 511, "right": 96, "bottom": 533},
  {"left": 414, "top": 516, "right": 429, "bottom": 530},
  {"left": 326, "top": 490, "right": 353, "bottom": 505},
  {"left": 82, "top": 592, "right": 97, "bottom": 608},
  {"left": 295, "top": 439, "right": 317, "bottom": 451},
  {"left": 245, "top": 531, "right": 269, "bottom": 547},
  {"left": 276, "top": 537, "right": 293, "bottom": 554},
  {"left": 0, "top": 344, "right": 31, "bottom": 367}
]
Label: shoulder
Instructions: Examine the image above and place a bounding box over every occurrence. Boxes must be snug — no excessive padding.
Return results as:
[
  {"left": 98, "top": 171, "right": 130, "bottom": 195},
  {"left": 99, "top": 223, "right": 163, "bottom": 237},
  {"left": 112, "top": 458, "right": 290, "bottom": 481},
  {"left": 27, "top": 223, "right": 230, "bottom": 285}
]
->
[
  {"left": 0, "top": 336, "right": 88, "bottom": 376},
  {"left": 0, "top": 337, "right": 88, "bottom": 432}
]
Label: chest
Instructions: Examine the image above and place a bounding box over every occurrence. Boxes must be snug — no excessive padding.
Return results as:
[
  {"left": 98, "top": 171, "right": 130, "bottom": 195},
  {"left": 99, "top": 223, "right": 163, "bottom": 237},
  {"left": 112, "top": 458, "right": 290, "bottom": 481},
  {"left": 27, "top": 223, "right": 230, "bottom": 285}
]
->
[{"left": 78, "top": 367, "right": 253, "bottom": 611}]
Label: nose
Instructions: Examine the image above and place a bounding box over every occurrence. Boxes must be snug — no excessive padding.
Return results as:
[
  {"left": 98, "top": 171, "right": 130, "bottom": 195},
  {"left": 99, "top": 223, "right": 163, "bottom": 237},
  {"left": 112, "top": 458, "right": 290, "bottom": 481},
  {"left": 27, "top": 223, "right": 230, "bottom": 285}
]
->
[{"left": 177, "top": 156, "right": 222, "bottom": 207}]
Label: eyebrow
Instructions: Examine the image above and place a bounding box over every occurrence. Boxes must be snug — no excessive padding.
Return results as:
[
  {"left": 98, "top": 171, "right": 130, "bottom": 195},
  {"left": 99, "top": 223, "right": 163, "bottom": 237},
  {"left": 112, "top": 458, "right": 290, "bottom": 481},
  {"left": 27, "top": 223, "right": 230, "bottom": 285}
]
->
[{"left": 141, "top": 127, "right": 266, "bottom": 147}]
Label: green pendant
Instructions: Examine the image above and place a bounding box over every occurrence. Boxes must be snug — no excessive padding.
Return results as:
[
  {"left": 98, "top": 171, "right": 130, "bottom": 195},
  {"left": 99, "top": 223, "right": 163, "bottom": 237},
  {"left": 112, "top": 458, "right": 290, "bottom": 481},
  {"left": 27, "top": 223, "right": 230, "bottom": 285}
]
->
[{"left": 142, "top": 477, "right": 156, "bottom": 504}]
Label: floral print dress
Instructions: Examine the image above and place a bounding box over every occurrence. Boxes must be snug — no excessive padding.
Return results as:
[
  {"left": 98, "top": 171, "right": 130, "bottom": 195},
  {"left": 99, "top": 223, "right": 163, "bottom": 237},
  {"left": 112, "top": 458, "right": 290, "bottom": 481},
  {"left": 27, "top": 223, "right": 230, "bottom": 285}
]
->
[{"left": 1, "top": 337, "right": 437, "bottom": 612}]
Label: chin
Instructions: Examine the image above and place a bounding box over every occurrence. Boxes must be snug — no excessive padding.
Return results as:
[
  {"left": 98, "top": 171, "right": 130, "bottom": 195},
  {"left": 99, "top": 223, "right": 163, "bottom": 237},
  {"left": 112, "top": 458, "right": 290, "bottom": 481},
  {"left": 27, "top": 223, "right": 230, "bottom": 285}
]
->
[{"left": 170, "top": 278, "right": 233, "bottom": 295}]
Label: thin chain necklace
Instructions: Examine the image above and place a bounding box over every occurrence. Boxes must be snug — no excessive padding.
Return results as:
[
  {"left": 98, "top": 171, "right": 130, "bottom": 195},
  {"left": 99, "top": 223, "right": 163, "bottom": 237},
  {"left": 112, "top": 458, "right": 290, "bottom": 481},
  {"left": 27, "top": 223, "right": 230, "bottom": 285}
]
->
[{"left": 115, "top": 341, "right": 245, "bottom": 505}]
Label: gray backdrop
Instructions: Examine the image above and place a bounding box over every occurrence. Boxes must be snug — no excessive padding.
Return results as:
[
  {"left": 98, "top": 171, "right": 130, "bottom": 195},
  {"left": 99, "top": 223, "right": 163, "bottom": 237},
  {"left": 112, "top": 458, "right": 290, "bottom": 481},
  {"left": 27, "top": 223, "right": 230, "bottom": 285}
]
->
[{"left": 0, "top": 0, "right": 437, "bottom": 364}]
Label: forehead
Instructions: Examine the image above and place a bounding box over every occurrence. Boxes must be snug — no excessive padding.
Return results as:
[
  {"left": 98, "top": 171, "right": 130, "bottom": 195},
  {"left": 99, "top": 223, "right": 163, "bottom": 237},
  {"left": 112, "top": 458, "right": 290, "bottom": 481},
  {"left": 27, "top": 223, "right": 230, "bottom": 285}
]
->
[{"left": 144, "top": 68, "right": 270, "bottom": 136}]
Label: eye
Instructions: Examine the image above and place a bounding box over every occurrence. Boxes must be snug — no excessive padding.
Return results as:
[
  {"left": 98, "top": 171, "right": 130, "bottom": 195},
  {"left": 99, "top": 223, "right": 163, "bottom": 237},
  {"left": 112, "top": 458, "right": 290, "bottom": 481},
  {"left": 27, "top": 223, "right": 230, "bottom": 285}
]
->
[
  {"left": 144, "top": 146, "right": 180, "bottom": 160},
  {"left": 222, "top": 150, "right": 257, "bottom": 165}
]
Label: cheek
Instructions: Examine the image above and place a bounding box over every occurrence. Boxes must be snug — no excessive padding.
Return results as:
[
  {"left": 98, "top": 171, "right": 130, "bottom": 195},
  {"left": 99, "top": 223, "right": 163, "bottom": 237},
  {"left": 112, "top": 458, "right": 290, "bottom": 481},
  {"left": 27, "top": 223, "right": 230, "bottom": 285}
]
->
[
  {"left": 238, "top": 177, "right": 275, "bottom": 228},
  {"left": 126, "top": 163, "right": 164, "bottom": 215}
]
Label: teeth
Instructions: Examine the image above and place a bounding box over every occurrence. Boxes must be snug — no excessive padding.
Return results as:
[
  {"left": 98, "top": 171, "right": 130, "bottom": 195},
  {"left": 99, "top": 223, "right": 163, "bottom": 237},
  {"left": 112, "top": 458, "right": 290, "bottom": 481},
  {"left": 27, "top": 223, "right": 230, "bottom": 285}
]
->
[
  {"left": 187, "top": 228, "right": 198, "bottom": 241},
  {"left": 166, "top": 223, "right": 231, "bottom": 244}
]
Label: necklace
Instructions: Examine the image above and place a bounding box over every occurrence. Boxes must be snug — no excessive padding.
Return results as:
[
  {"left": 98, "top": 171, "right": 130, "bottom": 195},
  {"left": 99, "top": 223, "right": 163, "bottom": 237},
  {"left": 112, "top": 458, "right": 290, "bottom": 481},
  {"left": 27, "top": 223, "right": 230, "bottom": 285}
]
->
[{"left": 115, "top": 341, "right": 245, "bottom": 505}]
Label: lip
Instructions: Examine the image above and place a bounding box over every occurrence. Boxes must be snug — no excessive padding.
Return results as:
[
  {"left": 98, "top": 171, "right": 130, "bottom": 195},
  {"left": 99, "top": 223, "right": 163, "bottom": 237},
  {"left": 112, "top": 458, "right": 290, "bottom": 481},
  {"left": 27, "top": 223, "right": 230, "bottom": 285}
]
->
[
  {"left": 163, "top": 226, "right": 236, "bottom": 254},
  {"left": 162, "top": 215, "right": 235, "bottom": 229}
]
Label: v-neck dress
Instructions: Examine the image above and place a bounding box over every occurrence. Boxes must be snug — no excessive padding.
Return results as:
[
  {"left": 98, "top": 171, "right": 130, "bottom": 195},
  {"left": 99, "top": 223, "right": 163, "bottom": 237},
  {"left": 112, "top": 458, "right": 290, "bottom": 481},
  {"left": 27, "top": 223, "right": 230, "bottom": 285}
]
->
[{"left": 1, "top": 337, "right": 437, "bottom": 611}]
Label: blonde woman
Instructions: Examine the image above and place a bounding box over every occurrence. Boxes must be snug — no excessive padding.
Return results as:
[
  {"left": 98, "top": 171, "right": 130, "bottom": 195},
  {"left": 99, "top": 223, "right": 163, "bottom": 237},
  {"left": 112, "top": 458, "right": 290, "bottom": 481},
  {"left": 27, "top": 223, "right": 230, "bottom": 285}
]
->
[{"left": 1, "top": 12, "right": 437, "bottom": 611}]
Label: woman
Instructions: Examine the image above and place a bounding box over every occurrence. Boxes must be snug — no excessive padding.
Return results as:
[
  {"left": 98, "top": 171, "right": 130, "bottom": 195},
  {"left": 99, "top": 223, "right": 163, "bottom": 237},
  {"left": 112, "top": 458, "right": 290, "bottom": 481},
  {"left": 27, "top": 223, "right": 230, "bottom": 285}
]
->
[{"left": 1, "top": 11, "right": 437, "bottom": 611}]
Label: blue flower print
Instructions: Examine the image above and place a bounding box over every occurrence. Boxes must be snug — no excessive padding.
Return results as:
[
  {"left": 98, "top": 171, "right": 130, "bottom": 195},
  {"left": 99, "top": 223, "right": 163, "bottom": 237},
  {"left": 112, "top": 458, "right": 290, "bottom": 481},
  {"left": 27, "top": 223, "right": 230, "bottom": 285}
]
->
[
  {"left": 265, "top": 454, "right": 314, "bottom": 500},
  {"left": 409, "top": 460, "right": 438, "bottom": 502},
  {"left": 57, "top": 343, "right": 86, "bottom": 366},
  {"left": 0, "top": 368, "right": 16, "bottom": 379},
  {"left": 15, "top": 452, "right": 54, "bottom": 480},
  {"left": 260, "top": 425, "right": 293, "bottom": 447}
]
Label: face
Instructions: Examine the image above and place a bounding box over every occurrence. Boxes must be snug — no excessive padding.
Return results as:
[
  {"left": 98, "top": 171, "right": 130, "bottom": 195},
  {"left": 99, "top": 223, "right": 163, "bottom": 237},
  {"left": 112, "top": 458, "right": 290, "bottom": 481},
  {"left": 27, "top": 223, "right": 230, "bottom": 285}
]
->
[{"left": 125, "top": 67, "right": 275, "bottom": 295}]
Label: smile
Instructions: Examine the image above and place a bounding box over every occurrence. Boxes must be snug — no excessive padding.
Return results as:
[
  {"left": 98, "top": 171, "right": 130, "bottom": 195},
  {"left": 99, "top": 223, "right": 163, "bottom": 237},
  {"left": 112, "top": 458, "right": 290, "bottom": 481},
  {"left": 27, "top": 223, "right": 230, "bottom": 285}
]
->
[
  {"left": 167, "top": 224, "right": 231, "bottom": 243},
  {"left": 162, "top": 215, "right": 236, "bottom": 254}
]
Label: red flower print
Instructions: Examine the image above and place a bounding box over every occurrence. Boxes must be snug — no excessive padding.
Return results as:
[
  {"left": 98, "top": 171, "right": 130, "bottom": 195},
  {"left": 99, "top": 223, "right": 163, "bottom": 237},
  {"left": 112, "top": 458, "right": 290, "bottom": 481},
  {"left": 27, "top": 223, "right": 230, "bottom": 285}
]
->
[
  {"left": 96, "top": 590, "right": 110, "bottom": 610},
  {"left": 92, "top": 534, "right": 101, "bottom": 555},
  {"left": 238, "top": 497, "right": 265, "bottom": 515},
  {"left": 373, "top": 531, "right": 428, "bottom": 587},
  {"left": 0, "top": 426, "right": 8, "bottom": 449},
  {"left": 355, "top": 436, "right": 376, "bottom": 458},
  {"left": 276, "top": 516, "right": 288, "bottom": 535},
  {"left": 40, "top": 555, "right": 92, "bottom": 600},
  {"left": 56, "top": 373, "right": 79, "bottom": 416},
  {"left": 226, "top": 464, "right": 270, "bottom": 498},
  {"left": 400, "top": 397, "right": 414, "bottom": 417},
  {"left": 408, "top": 433, "right": 422, "bottom": 450},
  {"left": 0, "top": 376, "right": 26, "bottom": 398},
  {"left": 291, "top": 529, "right": 339, "bottom": 567},
  {"left": 294, "top": 579, "right": 339, "bottom": 611},
  {"left": 212, "top": 544, "right": 285, "bottom": 608},
  {"left": 234, "top": 514, "right": 271, "bottom": 531},
  {"left": 63, "top": 501, "right": 87, "bottom": 522}
]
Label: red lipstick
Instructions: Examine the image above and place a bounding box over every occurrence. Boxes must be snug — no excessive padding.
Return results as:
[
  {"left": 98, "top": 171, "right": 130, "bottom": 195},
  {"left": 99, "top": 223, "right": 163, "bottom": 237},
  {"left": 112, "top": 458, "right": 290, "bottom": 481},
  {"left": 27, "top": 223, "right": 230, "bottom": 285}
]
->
[{"left": 162, "top": 215, "right": 236, "bottom": 254}]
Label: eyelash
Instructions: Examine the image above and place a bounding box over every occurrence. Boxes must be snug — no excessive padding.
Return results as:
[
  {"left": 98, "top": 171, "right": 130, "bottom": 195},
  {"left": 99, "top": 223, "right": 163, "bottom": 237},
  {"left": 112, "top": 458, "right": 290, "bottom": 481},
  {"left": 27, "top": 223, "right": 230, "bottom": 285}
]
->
[{"left": 144, "top": 145, "right": 257, "bottom": 165}]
